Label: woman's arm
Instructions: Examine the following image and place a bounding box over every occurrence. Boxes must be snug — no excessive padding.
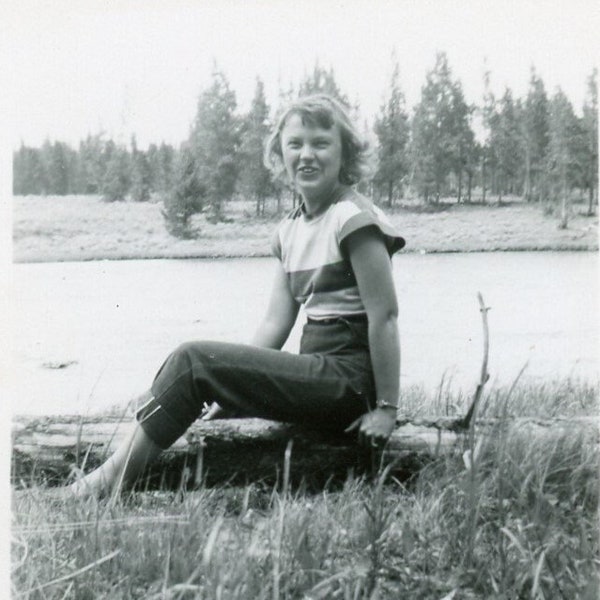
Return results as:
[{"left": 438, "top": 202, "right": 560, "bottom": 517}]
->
[
  {"left": 250, "top": 261, "right": 300, "bottom": 350},
  {"left": 345, "top": 226, "right": 401, "bottom": 446},
  {"left": 203, "top": 262, "right": 299, "bottom": 420}
]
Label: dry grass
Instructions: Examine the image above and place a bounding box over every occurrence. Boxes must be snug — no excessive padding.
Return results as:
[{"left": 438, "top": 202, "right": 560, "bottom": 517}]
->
[
  {"left": 12, "top": 379, "right": 599, "bottom": 599},
  {"left": 12, "top": 195, "right": 598, "bottom": 263}
]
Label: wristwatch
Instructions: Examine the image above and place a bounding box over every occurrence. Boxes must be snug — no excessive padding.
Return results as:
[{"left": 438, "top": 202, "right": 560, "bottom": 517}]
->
[{"left": 376, "top": 399, "right": 398, "bottom": 410}]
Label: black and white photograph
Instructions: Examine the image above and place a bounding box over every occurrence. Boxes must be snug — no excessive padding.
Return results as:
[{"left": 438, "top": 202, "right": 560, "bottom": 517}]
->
[{"left": 5, "top": 0, "right": 598, "bottom": 597}]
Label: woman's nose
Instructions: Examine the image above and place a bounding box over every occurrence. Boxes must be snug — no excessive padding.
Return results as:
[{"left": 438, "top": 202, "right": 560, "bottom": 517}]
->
[{"left": 299, "top": 143, "right": 315, "bottom": 160}]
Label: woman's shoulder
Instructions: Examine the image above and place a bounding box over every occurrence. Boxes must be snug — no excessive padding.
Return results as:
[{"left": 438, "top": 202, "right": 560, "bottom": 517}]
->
[
  {"left": 334, "top": 188, "right": 406, "bottom": 254},
  {"left": 271, "top": 204, "right": 303, "bottom": 253},
  {"left": 332, "top": 187, "right": 379, "bottom": 220}
]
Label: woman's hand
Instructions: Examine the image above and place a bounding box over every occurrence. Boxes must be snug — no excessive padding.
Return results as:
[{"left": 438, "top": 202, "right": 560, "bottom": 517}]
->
[
  {"left": 201, "top": 402, "right": 241, "bottom": 420},
  {"left": 345, "top": 407, "right": 397, "bottom": 449}
]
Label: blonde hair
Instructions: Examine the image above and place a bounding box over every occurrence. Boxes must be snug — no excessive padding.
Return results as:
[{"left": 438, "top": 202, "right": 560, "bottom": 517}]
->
[{"left": 264, "top": 94, "right": 371, "bottom": 186}]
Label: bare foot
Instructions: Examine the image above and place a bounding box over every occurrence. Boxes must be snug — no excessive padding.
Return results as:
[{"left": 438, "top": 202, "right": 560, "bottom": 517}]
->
[{"left": 12, "top": 484, "right": 97, "bottom": 506}]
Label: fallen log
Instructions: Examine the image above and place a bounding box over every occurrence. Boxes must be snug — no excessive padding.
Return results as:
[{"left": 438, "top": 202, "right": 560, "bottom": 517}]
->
[{"left": 11, "top": 414, "right": 598, "bottom": 490}]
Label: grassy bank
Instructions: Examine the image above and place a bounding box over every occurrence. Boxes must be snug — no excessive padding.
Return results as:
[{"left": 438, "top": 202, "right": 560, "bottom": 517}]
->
[
  {"left": 12, "top": 379, "right": 599, "bottom": 598},
  {"left": 12, "top": 195, "right": 598, "bottom": 263}
]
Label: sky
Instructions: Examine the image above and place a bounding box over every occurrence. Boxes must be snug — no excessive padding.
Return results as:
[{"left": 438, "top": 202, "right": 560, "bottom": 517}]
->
[
  {"left": 2, "top": 0, "right": 599, "bottom": 151},
  {"left": 1, "top": 0, "right": 597, "bottom": 354}
]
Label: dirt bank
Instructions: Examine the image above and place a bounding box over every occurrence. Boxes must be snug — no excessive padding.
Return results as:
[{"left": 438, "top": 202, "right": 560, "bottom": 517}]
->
[{"left": 12, "top": 195, "right": 598, "bottom": 263}]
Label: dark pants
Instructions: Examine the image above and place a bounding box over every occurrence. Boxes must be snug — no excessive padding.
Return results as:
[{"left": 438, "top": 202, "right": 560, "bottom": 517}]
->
[{"left": 136, "top": 319, "right": 375, "bottom": 449}]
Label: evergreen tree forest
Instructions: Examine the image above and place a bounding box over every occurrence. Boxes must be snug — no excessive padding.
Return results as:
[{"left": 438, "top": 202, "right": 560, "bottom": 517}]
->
[{"left": 13, "top": 57, "right": 598, "bottom": 237}]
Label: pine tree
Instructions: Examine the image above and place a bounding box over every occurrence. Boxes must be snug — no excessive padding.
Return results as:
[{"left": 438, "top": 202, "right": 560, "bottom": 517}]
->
[
  {"left": 101, "top": 144, "right": 130, "bottom": 202},
  {"left": 491, "top": 88, "right": 522, "bottom": 201},
  {"left": 463, "top": 140, "right": 481, "bottom": 203},
  {"left": 411, "top": 53, "right": 473, "bottom": 203},
  {"left": 522, "top": 67, "right": 550, "bottom": 201},
  {"left": 547, "top": 89, "right": 580, "bottom": 227},
  {"left": 273, "top": 76, "right": 295, "bottom": 121},
  {"left": 44, "top": 141, "right": 71, "bottom": 195},
  {"left": 12, "top": 144, "right": 27, "bottom": 195},
  {"left": 449, "top": 85, "right": 475, "bottom": 203},
  {"left": 582, "top": 68, "right": 598, "bottom": 214},
  {"left": 480, "top": 66, "right": 496, "bottom": 203},
  {"left": 30, "top": 148, "right": 48, "bottom": 194},
  {"left": 189, "top": 66, "right": 240, "bottom": 223},
  {"left": 148, "top": 142, "right": 175, "bottom": 195},
  {"left": 162, "top": 144, "right": 205, "bottom": 238},
  {"left": 146, "top": 143, "right": 160, "bottom": 194},
  {"left": 158, "top": 142, "right": 175, "bottom": 192},
  {"left": 78, "top": 134, "right": 106, "bottom": 194},
  {"left": 13, "top": 144, "right": 44, "bottom": 195},
  {"left": 66, "top": 144, "right": 81, "bottom": 194},
  {"left": 45, "top": 141, "right": 61, "bottom": 194},
  {"left": 130, "top": 135, "right": 152, "bottom": 202},
  {"left": 238, "top": 77, "right": 274, "bottom": 216},
  {"left": 373, "top": 57, "right": 409, "bottom": 206},
  {"left": 298, "top": 62, "right": 349, "bottom": 106}
]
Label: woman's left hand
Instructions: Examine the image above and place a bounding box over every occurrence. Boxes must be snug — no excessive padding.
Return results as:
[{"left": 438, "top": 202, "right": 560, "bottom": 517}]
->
[{"left": 345, "top": 407, "right": 397, "bottom": 449}]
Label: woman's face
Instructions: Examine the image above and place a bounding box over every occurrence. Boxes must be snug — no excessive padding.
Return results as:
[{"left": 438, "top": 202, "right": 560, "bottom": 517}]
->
[{"left": 280, "top": 113, "right": 343, "bottom": 202}]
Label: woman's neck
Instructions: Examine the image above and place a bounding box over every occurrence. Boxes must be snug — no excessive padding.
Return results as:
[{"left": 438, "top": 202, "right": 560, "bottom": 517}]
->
[{"left": 301, "top": 183, "right": 344, "bottom": 219}]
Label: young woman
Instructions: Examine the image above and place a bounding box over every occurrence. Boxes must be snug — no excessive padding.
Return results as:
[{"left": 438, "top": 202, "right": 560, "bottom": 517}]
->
[{"left": 68, "top": 94, "right": 405, "bottom": 497}]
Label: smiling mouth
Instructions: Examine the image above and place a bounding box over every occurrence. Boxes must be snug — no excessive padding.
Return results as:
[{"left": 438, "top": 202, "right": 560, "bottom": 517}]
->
[{"left": 298, "top": 166, "right": 318, "bottom": 174}]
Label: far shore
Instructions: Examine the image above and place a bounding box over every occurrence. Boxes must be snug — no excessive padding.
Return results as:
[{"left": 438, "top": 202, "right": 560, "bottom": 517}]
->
[{"left": 12, "top": 194, "right": 599, "bottom": 263}]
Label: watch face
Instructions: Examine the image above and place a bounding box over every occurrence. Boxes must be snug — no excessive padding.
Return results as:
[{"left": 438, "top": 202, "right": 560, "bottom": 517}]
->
[{"left": 377, "top": 400, "right": 397, "bottom": 410}]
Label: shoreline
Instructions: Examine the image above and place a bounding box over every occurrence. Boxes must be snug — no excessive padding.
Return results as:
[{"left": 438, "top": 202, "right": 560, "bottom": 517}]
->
[
  {"left": 12, "top": 195, "right": 599, "bottom": 263},
  {"left": 13, "top": 244, "right": 598, "bottom": 265}
]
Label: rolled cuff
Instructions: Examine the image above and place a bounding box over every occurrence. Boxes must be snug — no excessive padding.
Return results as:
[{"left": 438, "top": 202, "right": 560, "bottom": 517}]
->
[{"left": 136, "top": 394, "right": 188, "bottom": 449}]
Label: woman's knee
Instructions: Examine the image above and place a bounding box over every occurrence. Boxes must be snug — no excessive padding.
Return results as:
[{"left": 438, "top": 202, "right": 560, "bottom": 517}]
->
[
  {"left": 169, "top": 340, "right": 219, "bottom": 369},
  {"left": 151, "top": 341, "right": 221, "bottom": 413},
  {"left": 151, "top": 341, "right": 214, "bottom": 390}
]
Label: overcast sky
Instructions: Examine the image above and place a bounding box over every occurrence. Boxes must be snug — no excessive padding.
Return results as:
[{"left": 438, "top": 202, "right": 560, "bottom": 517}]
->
[{"left": 2, "top": 0, "right": 598, "bottom": 150}]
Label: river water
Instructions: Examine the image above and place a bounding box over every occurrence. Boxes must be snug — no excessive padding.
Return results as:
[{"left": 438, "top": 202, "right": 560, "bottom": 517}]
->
[{"left": 12, "top": 252, "right": 598, "bottom": 415}]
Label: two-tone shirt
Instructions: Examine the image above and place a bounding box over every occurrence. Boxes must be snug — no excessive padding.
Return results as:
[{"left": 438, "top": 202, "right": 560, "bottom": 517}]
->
[{"left": 272, "top": 186, "right": 405, "bottom": 321}]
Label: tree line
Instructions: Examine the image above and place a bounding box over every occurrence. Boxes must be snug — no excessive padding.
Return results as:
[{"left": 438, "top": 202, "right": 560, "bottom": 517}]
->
[
  {"left": 13, "top": 135, "right": 176, "bottom": 203},
  {"left": 13, "top": 53, "right": 598, "bottom": 237}
]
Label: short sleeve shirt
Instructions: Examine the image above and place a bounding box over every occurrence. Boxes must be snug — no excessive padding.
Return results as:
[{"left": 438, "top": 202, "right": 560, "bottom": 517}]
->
[{"left": 271, "top": 186, "right": 405, "bottom": 321}]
